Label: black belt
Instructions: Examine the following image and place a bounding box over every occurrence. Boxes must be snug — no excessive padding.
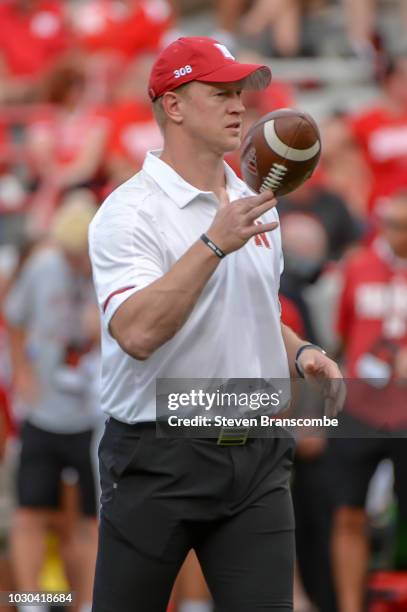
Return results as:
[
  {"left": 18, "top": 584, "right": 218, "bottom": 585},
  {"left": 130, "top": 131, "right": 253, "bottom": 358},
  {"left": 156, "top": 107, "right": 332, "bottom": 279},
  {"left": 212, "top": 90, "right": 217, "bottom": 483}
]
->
[{"left": 107, "top": 417, "right": 250, "bottom": 446}]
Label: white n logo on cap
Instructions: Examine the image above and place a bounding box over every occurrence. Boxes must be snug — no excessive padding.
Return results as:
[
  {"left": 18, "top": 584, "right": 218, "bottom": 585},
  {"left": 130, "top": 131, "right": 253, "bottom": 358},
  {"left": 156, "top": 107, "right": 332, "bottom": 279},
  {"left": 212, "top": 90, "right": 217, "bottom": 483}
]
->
[{"left": 214, "top": 43, "right": 235, "bottom": 60}]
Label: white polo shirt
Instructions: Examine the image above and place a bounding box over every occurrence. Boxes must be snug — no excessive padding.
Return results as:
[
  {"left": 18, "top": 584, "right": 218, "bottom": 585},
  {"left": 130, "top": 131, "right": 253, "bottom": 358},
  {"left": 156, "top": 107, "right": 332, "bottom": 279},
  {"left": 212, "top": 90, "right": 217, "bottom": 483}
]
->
[{"left": 89, "top": 150, "right": 289, "bottom": 423}]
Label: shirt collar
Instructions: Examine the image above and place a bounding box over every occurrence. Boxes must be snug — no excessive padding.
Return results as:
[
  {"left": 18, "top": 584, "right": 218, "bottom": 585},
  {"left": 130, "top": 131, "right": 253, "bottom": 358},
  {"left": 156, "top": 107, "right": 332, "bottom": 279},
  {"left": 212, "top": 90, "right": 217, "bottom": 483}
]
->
[{"left": 143, "top": 149, "right": 252, "bottom": 208}]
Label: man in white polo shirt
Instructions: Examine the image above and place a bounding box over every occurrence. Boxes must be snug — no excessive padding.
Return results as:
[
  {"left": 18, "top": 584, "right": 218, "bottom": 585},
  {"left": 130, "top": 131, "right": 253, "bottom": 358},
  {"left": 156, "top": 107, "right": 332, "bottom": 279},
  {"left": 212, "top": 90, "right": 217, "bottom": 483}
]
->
[{"left": 89, "top": 37, "right": 343, "bottom": 612}]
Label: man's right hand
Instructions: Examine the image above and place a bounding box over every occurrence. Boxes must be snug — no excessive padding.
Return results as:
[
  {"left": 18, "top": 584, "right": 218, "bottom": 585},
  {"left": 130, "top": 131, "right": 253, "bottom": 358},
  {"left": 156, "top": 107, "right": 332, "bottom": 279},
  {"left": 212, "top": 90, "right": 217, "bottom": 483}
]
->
[
  {"left": 206, "top": 188, "right": 278, "bottom": 254},
  {"left": 108, "top": 189, "right": 278, "bottom": 360}
]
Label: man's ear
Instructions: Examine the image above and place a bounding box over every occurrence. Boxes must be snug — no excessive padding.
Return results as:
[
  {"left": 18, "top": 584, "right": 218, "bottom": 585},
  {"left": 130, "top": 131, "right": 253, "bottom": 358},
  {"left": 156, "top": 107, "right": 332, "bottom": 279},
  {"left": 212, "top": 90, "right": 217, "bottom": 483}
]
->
[{"left": 162, "top": 91, "right": 184, "bottom": 125}]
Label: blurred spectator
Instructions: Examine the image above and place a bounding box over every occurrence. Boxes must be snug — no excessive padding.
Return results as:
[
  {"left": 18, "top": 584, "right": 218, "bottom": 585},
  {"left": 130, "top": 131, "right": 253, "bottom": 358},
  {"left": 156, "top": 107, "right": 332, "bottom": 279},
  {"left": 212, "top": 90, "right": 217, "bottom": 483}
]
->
[
  {"left": 240, "top": 0, "right": 302, "bottom": 57},
  {"left": 281, "top": 287, "right": 337, "bottom": 612},
  {"left": 26, "top": 59, "right": 109, "bottom": 232},
  {"left": 0, "top": 120, "right": 34, "bottom": 245},
  {"left": 320, "top": 112, "right": 372, "bottom": 223},
  {"left": 213, "top": 0, "right": 246, "bottom": 48},
  {"left": 292, "top": 435, "right": 337, "bottom": 612},
  {"left": 104, "top": 54, "right": 163, "bottom": 188},
  {"left": 0, "top": 0, "right": 71, "bottom": 103},
  {"left": 278, "top": 181, "right": 362, "bottom": 261},
  {"left": 3, "top": 191, "right": 101, "bottom": 612},
  {"left": 0, "top": 239, "right": 39, "bottom": 395},
  {"left": 63, "top": 0, "right": 175, "bottom": 105},
  {"left": 341, "top": 0, "right": 407, "bottom": 73},
  {"left": 70, "top": 0, "right": 173, "bottom": 63},
  {"left": 279, "top": 211, "right": 329, "bottom": 343},
  {"left": 350, "top": 51, "right": 407, "bottom": 215},
  {"left": 215, "top": 0, "right": 326, "bottom": 57},
  {"left": 328, "top": 188, "right": 407, "bottom": 612},
  {"left": 278, "top": 202, "right": 343, "bottom": 366}
]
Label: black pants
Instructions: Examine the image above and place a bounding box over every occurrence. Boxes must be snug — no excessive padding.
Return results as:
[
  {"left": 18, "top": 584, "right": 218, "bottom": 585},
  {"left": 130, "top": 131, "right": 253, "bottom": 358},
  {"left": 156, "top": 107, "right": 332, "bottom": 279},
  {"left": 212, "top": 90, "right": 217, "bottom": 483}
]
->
[
  {"left": 92, "top": 418, "right": 295, "bottom": 612},
  {"left": 293, "top": 453, "right": 337, "bottom": 612},
  {"left": 326, "top": 412, "right": 407, "bottom": 514}
]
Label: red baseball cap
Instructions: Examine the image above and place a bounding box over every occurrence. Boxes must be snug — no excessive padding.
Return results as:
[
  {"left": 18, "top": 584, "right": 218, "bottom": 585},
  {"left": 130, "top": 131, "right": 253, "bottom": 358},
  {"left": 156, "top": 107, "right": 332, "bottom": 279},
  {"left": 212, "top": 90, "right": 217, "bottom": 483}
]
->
[{"left": 148, "top": 36, "right": 272, "bottom": 101}]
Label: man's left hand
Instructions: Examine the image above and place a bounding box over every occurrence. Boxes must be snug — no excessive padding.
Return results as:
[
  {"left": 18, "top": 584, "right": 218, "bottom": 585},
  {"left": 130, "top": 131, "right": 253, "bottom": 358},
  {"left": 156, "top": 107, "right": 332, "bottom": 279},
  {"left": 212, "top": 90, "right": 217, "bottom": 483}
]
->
[{"left": 298, "top": 349, "right": 346, "bottom": 417}]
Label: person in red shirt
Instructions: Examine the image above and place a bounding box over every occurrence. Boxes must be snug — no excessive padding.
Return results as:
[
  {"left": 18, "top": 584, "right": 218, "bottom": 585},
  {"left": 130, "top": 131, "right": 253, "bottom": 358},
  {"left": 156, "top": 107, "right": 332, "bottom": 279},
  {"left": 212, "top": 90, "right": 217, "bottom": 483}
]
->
[
  {"left": 105, "top": 99, "right": 163, "bottom": 186},
  {"left": 0, "top": 0, "right": 71, "bottom": 102},
  {"left": 328, "top": 188, "right": 407, "bottom": 612},
  {"left": 103, "top": 55, "right": 163, "bottom": 187},
  {"left": 71, "top": 0, "right": 173, "bottom": 63},
  {"left": 350, "top": 52, "right": 407, "bottom": 215},
  {"left": 320, "top": 112, "right": 372, "bottom": 223},
  {"left": 27, "top": 58, "right": 109, "bottom": 230}
]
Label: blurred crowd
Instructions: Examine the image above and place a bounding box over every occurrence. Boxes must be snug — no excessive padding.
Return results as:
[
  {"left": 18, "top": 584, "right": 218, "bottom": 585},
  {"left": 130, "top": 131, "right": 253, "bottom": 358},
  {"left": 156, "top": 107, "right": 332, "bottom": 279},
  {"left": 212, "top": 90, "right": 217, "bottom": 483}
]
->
[{"left": 0, "top": 1, "right": 407, "bottom": 612}]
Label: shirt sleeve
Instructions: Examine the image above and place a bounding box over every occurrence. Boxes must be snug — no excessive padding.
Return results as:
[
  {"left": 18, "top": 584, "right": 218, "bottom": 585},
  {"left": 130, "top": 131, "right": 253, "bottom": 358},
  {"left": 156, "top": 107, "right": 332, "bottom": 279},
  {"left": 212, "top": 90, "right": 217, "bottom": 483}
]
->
[
  {"left": 89, "top": 198, "right": 166, "bottom": 329},
  {"left": 279, "top": 248, "right": 284, "bottom": 275}
]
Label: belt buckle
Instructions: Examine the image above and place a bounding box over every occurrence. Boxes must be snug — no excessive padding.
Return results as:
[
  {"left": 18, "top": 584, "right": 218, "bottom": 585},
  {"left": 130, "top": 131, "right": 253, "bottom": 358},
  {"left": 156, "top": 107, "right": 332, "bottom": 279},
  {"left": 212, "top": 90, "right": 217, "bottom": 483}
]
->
[{"left": 217, "top": 425, "right": 250, "bottom": 446}]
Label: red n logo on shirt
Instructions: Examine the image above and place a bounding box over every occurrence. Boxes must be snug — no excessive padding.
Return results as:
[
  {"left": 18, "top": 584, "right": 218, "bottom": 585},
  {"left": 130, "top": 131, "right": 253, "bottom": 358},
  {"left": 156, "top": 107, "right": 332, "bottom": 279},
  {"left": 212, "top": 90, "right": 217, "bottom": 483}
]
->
[{"left": 254, "top": 221, "right": 271, "bottom": 248}]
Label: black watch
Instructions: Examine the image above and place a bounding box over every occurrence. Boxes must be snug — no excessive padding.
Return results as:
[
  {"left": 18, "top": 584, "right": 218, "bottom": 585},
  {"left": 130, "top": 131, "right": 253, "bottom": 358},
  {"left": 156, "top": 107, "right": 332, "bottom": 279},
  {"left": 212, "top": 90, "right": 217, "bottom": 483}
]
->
[{"left": 295, "top": 343, "right": 327, "bottom": 378}]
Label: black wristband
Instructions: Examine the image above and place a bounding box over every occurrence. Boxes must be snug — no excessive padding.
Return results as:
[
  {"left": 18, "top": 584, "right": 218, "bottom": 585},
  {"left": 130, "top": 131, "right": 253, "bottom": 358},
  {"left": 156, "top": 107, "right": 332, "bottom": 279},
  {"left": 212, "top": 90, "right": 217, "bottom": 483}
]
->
[
  {"left": 200, "top": 234, "right": 226, "bottom": 259},
  {"left": 295, "top": 343, "right": 327, "bottom": 378}
]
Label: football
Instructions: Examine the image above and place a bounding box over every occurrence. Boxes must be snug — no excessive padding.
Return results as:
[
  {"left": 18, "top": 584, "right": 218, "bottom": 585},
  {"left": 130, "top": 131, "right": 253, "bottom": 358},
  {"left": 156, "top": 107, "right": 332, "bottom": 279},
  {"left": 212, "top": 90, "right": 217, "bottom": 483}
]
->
[{"left": 240, "top": 108, "right": 321, "bottom": 196}]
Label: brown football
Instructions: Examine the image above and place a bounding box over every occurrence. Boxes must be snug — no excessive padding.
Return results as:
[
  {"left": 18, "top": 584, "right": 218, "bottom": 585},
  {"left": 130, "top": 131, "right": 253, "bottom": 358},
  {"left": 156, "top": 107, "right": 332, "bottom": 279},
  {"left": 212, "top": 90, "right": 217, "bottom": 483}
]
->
[{"left": 240, "top": 108, "right": 321, "bottom": 196}]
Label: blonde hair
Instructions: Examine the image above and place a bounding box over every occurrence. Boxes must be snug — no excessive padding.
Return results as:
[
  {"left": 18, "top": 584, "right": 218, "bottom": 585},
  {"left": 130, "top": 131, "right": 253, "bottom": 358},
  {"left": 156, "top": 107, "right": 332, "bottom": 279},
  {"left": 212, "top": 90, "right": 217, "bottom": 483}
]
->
[
  {"left": 51, "top": 189, "right": 98, "bottom": 254},
  {"left": 152, "top": 96, "right": 167, "bottom": 132},
  {"left": 152, "top": 83, "right": 192, "bottom": 132}
]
